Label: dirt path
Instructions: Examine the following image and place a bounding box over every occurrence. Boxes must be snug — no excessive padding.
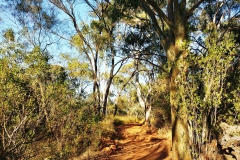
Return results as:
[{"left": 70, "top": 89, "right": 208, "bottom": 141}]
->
[{"left": 99, "top": 124, "right": 172, "bottom": 160}]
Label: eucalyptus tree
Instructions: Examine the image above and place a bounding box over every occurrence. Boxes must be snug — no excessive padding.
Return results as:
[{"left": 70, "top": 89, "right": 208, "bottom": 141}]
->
[
  {"left": 48, "top": 0, "right": 128, "bottom": 116},
  {"left": 0, "top": 29, "right": 36, "bottom": 160},
  {"left": 118, "top": 13, "right": 168, "bottom": 124},
  {"left": 114, "top": 0, "right": 239, "bottom": 159},
  {"left": 184, "top": 2, "right": 239, "bottom": 157},
  {"left": 134, "top": 1, "right": 204, "bottom": 158},
  {"left": 1, "top": 0, "right": 58, "bottom": 51},
  {"left": 2, "top": 0, "right": 129, "bottom": 117}
]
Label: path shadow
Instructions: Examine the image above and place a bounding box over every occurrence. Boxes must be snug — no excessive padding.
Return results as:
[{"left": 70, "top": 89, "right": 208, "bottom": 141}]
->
[
  {"left": 107, "top": 124, "right": 171, "bottom": 160},
  {"left": 137, "top": 145, "right": 169, "bottom": 160}
]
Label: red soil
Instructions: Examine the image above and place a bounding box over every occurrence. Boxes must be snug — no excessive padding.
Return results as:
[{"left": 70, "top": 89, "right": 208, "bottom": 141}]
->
[{"left": 99, "top": 124, "right": 172, "bottom": 160}]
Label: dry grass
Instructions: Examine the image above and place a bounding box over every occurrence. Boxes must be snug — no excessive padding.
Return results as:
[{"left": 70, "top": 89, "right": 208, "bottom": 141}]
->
[
  {"left": 112, "top": 115, "right": 141, "bottom": 126},
  {"left": 157, "top": 125, "right": 172, "bottom": 139}
]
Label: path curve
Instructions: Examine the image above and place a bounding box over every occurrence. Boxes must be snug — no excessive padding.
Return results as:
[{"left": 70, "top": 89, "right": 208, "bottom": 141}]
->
[{"left": 99, "top": 124, "right": 172, "bottom": 160}]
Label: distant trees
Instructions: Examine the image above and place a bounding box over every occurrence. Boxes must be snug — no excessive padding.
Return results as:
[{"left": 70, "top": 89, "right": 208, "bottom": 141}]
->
[
  {"left": 0, "top": 28, "right": 105, "bottom": 159},
  {"left": 0, "top": 29, "right": 36, "bottom": 159},
  {"left": 48, "top": 0, "right": 130, "bottom": 116},
  {"left": 0, "top": 29, "right": 74, "bottom": 159}
]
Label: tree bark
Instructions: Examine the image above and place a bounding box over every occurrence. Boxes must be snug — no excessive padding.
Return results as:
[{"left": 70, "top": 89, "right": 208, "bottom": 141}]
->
[
  {"left": 102, "top": 41, "right": 115, "bottom": 116},
  {"left": 102, "top": 78, "right": 113, "bottom": 116},
  {"left": 166, "top": 12, "right": 191, "bottom": 158},
  {"left": 169, "top": 49, "right": 191, "bottom": 160},
  {"left": 134, "top": 53, "right": 152, "bottom": 124},
  {"left": 145, "top": 105, "right": 151, "bottom": 124}
]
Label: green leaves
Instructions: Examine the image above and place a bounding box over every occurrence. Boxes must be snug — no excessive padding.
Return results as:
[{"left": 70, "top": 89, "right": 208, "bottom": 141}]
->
[
  {"left": 0, "top": 29, "right": 76, "bottom": 159},
  {"left": 3, "top": 29, "right": 15, "bottom": 42},
  {"left": 68, "top": 60, "right": 90, "bottom": 78}
]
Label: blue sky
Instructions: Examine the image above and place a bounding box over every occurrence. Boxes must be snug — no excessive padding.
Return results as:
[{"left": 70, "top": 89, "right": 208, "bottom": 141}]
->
[{"left": 0, "top": 0, "right": 92, "bottom": 63}]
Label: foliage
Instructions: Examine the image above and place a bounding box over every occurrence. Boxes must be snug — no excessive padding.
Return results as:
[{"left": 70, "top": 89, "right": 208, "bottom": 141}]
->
[
  {"left": 0, "top": 29, "right": 98, "bottom": 159},
  {"left": 177, "top": 25, "right": 238, "bottom": 157},
  {"left": 113, "top": 116, "right": 140, "bottom": 126}
]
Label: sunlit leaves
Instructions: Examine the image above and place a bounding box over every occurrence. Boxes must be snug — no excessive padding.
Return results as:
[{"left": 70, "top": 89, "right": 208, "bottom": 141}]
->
[
  {"left": 0, "top": 28, "right": 77, "bottom": 159},
  {"left": 0, "top": 34, "right": 38, "bottom": 159},
  {"left": 3, "top": 29, "right": 15, "bottom": 42},
  {"left": 68, "top": 60, "right": 90, "bottom": 78},
  {"left": 11, "top": 0, "right": 56, "bottom": 29},
  {"left": 71, "top": 22, "right": 109, "bottom": 53}
]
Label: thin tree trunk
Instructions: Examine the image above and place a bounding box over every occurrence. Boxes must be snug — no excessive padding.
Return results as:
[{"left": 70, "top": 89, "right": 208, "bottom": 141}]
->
[
  {"left": 114, "top": 104, "right": 118, "bottom": 116},
  {"left": 38, "top": 81, "right": 49, "bottom": 126},
  {"left": 145, "top": 105, "right": 151, "bottom": 124},
  {"left": 134, "top": 54, "right": 152, "bottom": 125},
  {"left": 102, "top": 44, "right": 115, "bottom": 116},
  {"left": 102, "top": 79, "right": 113, "bottom": 116},
  {"left": 201, "top": 112, "right": 209, "bottom": 144},
  {"left": 93, "top": 71, "right": 101, "bottom": 115}
]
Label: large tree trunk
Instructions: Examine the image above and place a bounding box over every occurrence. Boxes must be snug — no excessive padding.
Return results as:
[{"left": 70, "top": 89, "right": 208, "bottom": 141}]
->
[
  {"left": 170, "top": 65, "right": 191, "bottom": 160},
  {"left": 167, "top": 35, "right": 191, "bottom": 159},
  {"left": 137, "top": 0, "right": 192, "bottom": 155},
  {"left": 137, "top": 0, "right": 205, "bottom": 158}
]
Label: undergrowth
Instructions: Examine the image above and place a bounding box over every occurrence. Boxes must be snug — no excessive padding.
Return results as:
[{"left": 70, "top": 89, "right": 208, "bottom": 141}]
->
[{"left": 113, "top": 115, "right": 141, "bottom": 126}]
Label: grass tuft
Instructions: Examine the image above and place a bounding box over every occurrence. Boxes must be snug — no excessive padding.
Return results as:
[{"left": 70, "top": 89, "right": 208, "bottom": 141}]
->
[{"left": 113, "top": 116, "right": 141, "bottom": 126}]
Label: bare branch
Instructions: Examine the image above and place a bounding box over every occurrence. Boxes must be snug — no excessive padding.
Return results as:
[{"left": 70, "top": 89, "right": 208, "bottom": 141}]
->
[
  {"left": 84, "top": 0, "right": 101, "bottom": 19},
  {"left": 113, "top": 56, "right": 131, "bottom": 77},
  {"left": 49, "top": 0, "right": 95, "bottom": 63}
]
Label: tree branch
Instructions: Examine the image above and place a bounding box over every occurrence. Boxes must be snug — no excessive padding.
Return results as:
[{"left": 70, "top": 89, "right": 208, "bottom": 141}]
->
[
  {"left": 138, "top": 0, "right": 165, "bottom": 39},
  {"left": 187, "top": 0, "right": 205, "bottom": 17},
  {"left": 167, "top": 0, "right": 174, "bottom": 21},
  {"left": 146, "top": 0, "right": 174, "bottom": 30}
]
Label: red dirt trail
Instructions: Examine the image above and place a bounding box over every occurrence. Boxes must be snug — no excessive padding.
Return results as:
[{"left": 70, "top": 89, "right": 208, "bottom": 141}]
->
[{"left": 99, "top": 124, "right": 172, "bottom": 160}]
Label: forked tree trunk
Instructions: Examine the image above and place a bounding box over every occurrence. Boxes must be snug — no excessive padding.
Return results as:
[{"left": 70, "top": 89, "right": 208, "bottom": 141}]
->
[
  {"left": 145, "top": 105, "right": 151, "bottom": 124},
  {"left": 137, "top": 0, "right": 206, "bottom": 158},
  {"left": 135, "top": 54, "right": 152, "bottom": 125}
]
